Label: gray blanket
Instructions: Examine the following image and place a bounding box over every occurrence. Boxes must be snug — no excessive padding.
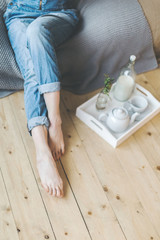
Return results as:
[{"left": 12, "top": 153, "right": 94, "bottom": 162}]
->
[{"left": 0, "top": 0, "right": 158, "bottom": 98}]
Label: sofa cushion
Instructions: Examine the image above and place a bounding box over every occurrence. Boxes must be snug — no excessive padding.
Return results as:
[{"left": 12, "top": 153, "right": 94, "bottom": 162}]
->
[
  {"left": 138, "top": 0, "right": 160, "bottom": 57},
  {"left": 0, "top": 0, "right": 158, "bottom": 97},
  {"left": 58, "top": 0, "right": 158, "bottom": 93},
  {"left": 0, "top": 0, "right": 24, "bottom": 94}
]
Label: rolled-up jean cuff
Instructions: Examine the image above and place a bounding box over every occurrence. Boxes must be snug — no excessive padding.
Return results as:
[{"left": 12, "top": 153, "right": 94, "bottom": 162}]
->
[
  {"left": 38, "top": 82, "right": 61, "bottom": 94},
  {"left": 27, "top": 116, "right": 50, "bottom": 136}
]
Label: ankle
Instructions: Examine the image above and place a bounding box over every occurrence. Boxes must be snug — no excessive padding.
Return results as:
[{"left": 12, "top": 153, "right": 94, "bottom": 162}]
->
[
  {"left": 49, "top": 115, "right": 62, "bottom": 127},
  {"left": 32, "top": 125, "right": 48, "bottom": 139},
  {"left": 36, "top": 147, "right": 52, "bottom": 162}
]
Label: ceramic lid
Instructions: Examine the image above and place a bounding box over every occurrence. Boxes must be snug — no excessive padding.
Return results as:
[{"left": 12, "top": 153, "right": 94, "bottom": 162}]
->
[{"left": 113, "top": 107, "right": 128, "bottom": 120}]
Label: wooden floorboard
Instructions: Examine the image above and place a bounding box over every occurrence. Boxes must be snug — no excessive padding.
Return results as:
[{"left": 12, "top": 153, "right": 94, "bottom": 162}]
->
[
  {"left": 10, "top": 92, "right": 126, "bottom": 240},
  {"left": 58, "top": 102, "right": 126, "bottom": 240},
  {"left": 61, "top": 85, "right": 160, "bottom": 240},
  {"left": 1, "top": 68, "right": 160, "bottom": 239},
  {"left": 68, "top": 116, "right": 160, "bottom": 240},
  {"left": 0, "top": 168, "right": 19, "bottom": 240},
  {"left": 9, "top": 92, "right": 92, "bottom": 240},
  {"left": 0, "top": 97, "right": 56, "bottom": 240}
]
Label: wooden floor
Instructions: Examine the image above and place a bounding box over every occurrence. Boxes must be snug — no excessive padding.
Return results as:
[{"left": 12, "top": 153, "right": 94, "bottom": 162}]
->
[{"left": 1, "top": 68, "right": 160, "bottom": 240}]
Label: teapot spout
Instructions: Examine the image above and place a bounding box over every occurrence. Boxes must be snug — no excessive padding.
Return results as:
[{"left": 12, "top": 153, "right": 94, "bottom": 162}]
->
[{"left": 130, "top": 112, "right": 140, "bottom": 125}]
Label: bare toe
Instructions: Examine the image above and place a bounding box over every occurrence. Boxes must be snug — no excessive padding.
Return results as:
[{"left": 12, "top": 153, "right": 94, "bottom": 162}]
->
[
  {"left": 56, "top": 186, "right": 61, "bottom": 198},
  {"left": 36, "top": 150, "right": 64, "bottom": 198},
  {"left": 51, "top": 150, "right": 57, "bottom": 161},
  {"left": 61, "top": 145, "right": 65, "bottom": 155},
  {"left": 57, "top": 150, "right": 61, "bottom": 161},
  {"left": 49, "top": 185, "right": 53, "bottom": 195},
  {"left": 60, "top": 189, "right": 64, "bottom": 198},
  {"left": 54, "top": 152, "right": 58, "bottom": 161},
  {"left": 42, "top": 183, "right": 49, "bottom": 192},
  {"left": 51, "top": 186, "right": 56, "bottom": 197},
  {"left": 59, "top": 183, "right": 64, "bottom": 197},
  {"left": 48, "top": 121, "right": 65, "bottom": 160}
]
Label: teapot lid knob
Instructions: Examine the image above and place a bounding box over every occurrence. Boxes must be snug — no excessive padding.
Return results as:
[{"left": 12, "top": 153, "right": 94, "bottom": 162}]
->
[{"left": 113, "top": 107, "right": 128, "bottom": 120}]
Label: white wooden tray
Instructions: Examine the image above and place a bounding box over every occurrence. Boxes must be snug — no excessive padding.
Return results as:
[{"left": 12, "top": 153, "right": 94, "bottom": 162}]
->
[{"left": 76, "top": 84, "right": 160, "bottom": 148}]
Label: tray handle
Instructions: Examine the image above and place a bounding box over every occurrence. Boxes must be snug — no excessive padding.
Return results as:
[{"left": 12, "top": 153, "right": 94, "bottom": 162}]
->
[
  {"left": 76, "top": 108, "right": 116, "bottom": 143},
  {"left": 136, "top": 84, "right": 159, "bottom": 103},
  {"left": 89, "top": 116, "right": 116, "bottom": 143}
]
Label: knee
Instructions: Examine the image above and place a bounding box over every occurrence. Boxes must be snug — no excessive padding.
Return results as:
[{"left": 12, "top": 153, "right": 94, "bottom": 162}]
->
[{"left": 26, "top": 21, "right": 46, "bottom": 45}]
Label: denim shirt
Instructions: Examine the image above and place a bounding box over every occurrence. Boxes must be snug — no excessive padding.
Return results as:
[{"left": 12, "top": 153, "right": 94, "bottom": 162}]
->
[{"left": 8, "top": 0, "right": 74, "bottom": 11}]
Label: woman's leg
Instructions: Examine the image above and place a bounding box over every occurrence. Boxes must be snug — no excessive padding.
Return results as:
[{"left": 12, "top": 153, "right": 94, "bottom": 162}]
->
[
  {"left": 31, "top": 125, "right": 63, "bottom": 197},
  {"left": 25, "top": 13, "right": 79, "bottom": 160},
  {"left": 43, "top": 91, "right": 64, "bottom": 161},
  {"left": 6, "top": 18, "right": 64, "bottom": 197},
  {"left": 5, "top": 11, "right": 78, "bottom": 197}
]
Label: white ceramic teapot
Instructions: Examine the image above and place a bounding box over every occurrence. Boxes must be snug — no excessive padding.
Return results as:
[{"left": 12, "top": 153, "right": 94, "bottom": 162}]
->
[{"left": 99, "top": 107, "right": 139, "bottom": 133}]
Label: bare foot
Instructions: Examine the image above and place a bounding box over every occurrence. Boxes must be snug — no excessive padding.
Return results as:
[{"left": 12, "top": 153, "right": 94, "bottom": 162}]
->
[
  {"left": 48, "top": 116, "right": 65, "bottom": 161},
  {"left": 36, "top": 148, "right": 64, "bottom": 198}
]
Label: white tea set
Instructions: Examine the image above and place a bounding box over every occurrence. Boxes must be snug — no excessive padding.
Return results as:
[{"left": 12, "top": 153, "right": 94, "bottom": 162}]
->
[{"left": 98, "top": 95, "right": 148, "bottom": 133}]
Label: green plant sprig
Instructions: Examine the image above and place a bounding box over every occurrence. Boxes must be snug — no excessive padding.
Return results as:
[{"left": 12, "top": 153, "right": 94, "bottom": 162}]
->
[{"left": 103, "top": 74, "right": 114, "bottom": 95}]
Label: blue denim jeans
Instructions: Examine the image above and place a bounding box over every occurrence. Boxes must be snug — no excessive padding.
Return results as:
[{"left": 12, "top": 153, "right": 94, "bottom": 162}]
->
[{"left": 3, "top": 1, "right": 79, "bottom": 136}]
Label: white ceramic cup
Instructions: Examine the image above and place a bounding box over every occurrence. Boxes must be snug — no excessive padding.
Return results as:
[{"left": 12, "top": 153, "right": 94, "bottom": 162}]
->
[{"left": 129, "top": 96, "right": 148, "bottom": 113}]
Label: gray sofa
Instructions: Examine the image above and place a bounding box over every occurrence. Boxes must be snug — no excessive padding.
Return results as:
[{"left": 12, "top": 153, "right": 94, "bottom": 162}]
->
[{"left": 0, "top": 0, "right": 159, "bottom": 97}]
